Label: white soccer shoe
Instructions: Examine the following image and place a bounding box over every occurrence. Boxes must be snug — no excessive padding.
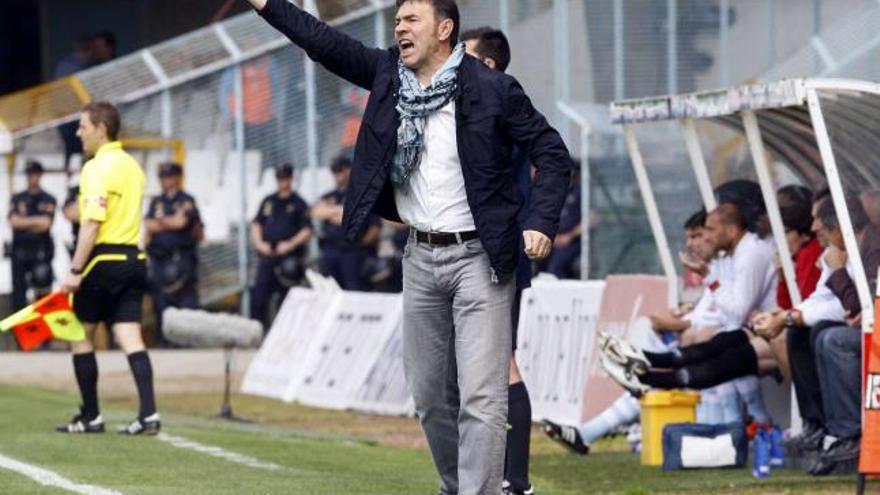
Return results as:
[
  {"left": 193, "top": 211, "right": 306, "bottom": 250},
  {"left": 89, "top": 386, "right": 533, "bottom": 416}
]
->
[
  {"left": 597, "top": 331, "right": 650, "bottom": 375},
  {"left": 599, "top": 353, "right": 650, "bottom": 397}
]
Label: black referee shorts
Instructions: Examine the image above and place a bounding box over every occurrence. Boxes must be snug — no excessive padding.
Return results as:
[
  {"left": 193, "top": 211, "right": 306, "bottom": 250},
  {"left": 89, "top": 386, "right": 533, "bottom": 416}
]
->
[{"left": 73, "top": 244, "right": 147, "bottom": 326}]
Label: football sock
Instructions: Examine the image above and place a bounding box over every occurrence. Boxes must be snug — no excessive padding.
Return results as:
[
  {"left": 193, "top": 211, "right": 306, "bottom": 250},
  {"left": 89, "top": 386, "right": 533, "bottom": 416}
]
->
[
  {"left": 644, "top": 330, "right": 750, "bottom": 368},
  {"left": 127, "top": 351, "right": 157, "bottom": 418},
  {"left": 505, "top": 381, "right": 532, "bottom": 491},
  {"left": 73, "top": 352, "right": 99, "bottom": 419},
  {"left": 579, "top": 393, "right": 640, "bottom": 444}
]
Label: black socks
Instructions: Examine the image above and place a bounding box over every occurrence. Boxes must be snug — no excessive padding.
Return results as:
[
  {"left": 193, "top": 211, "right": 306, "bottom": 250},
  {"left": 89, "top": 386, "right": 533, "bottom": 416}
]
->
[
  {"left": 73, "top": 352, "right": 99, "bottom": 419},
  {"left": 127, "top": 351, "right": 157, "bottom": 418},
  {"left": 505, "top": 381, "right": 532, "bottom": 490},
  {"left": 641, "top": 342, "right": 759, "bottom": 390},
  {"left": 644, "top": 330, "right": 750, "bottom": 368}
]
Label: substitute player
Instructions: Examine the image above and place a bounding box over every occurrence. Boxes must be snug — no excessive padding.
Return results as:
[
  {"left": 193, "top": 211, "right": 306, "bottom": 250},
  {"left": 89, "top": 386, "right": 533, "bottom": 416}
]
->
[{"left": 57, "top": 101, "right": 160, "bottom": 435}]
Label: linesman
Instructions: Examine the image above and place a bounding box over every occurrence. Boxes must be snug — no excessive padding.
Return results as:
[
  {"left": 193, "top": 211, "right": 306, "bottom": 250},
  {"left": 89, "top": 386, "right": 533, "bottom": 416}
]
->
[{"left": 58, "top": 101, "right": 160, "bottom": 435}]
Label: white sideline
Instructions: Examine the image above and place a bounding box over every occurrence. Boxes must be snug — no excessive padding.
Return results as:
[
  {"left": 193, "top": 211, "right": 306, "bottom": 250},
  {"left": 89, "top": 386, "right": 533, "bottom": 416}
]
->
[
  {"left": 157, "top": 433, "right": 283, "bottom": 471},
  {"left": 0, "top": 452, "right": 124, "bottom": 495}
]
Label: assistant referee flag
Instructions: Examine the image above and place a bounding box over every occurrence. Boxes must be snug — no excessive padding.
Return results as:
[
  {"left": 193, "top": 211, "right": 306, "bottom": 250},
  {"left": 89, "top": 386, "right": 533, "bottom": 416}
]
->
[{"left": 0, "top": 292, "right": 86, "bottom": 350}]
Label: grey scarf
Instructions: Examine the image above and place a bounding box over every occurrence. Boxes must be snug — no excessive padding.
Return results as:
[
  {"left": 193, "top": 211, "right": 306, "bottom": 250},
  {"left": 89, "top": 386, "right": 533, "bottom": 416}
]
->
[{"left": 390, "top": 43, "right": 466, "bottom": 186}]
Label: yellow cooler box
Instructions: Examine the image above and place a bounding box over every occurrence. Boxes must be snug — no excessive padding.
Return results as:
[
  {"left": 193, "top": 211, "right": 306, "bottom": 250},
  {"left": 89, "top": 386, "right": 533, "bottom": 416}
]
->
[{"left": 640, "top": 390, "right": 701, "bottom": 466}]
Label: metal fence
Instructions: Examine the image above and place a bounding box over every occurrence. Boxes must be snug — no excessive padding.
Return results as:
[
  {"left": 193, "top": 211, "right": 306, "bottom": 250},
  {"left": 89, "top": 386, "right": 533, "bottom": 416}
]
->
[{"left": 5, "top": 0, "right": 880, "bottom": 305}]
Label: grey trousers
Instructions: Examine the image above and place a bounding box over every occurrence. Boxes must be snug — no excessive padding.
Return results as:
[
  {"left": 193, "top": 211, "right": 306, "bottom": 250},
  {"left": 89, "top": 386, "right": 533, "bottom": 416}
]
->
[{"left": 402, "top": 237, "right": 514, "bottom": 495}]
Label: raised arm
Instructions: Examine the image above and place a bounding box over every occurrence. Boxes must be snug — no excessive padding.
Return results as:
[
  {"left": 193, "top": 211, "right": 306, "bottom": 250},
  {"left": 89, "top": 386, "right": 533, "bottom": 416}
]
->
[
  {"left": 250, "top": 0, "right": 384, "bottom": 90},
  {"left": 503, "top": 78, "right": 573, "bottom": 240}
]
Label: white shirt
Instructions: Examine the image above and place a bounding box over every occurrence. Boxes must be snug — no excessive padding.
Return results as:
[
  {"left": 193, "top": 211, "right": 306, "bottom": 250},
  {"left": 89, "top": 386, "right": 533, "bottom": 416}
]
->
[
  {"left": 394, "top": 100, "right": 476, "bottom": 233},
  {"left": 684, "top": 259, "right": 726, "bottom": 329},
  {"left": 713, "top": 233, "right": 779, "bottom": 331},
  {"left": 797, "top": 256, "right": 848, "bottom": 326}
]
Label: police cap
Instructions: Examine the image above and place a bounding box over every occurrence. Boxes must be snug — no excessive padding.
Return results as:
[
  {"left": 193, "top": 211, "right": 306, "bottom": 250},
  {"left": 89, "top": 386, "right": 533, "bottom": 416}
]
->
[
  {"left": 275, "top": 163, "right": 294, "bottom": 179},
  {"left": 24, "top": 160, "right": 44, "bottom": 175},
  {"left": 158, "top": 162, "right": 183, "bottom": 177},
  {"left": 330, "top": 155, "right": 353, "bottom": 173}
]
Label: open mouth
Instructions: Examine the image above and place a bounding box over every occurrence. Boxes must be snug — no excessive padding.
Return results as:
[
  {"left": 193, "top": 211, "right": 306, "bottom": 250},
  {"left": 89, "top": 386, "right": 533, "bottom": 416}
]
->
[{"left": 399, "top": 39, "right": 415, "bottom": 55}]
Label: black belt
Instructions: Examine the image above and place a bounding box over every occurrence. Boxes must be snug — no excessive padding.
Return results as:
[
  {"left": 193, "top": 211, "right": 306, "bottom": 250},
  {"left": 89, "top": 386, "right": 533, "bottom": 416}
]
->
[{"left": 412, "top": 229, "right": 479, "bottom": 246}]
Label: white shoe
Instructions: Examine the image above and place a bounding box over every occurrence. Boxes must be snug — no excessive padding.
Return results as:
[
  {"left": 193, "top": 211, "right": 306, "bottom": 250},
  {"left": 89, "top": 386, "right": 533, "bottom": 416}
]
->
[
  {"left": 600, "top": 353, "right": 649, "bottom": 396},
  {"left": 598, "top": 331, "right": 650, "bottom": 375}
]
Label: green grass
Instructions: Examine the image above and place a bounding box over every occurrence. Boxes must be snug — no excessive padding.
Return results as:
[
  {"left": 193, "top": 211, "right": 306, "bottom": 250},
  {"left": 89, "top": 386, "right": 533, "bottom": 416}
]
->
[{"left": 0, "top": 385, "right": 863, "bottom": 494}]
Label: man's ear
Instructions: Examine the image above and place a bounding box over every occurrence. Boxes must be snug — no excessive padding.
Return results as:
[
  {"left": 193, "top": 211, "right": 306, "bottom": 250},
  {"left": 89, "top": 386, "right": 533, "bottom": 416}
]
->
[
  {"left": 485, "top": 57, "right": 497, "bottom": 70},
  {"left": 437, "top": 18, "right": 454, "bottom": 44}
]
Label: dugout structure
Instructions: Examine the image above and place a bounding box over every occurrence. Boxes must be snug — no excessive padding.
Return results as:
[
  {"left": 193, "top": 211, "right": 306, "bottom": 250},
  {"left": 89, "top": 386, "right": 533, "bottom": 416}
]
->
[{"left": 611, "top": 78, "right": 879, "bottom": 491}]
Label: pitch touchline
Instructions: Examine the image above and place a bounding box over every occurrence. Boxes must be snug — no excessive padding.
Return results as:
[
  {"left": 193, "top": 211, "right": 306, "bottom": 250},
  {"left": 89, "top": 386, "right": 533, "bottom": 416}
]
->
[
  {"left": 0, "top": 452, "right": 124, "bottom": 495},
  {"left": 157, "top": 433, "right": 284, "bottom": 471}
]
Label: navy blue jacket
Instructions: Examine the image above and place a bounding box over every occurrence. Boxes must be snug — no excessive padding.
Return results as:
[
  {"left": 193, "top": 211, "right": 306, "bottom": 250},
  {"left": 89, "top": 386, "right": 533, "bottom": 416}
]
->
[{"left": 259, "top": 0, "right": 572, "bottom": 276}]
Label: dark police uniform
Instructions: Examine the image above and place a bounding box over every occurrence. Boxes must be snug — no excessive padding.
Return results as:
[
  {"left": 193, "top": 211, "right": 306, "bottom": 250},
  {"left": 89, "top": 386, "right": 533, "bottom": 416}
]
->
[
  {"left": 9, "top": 187, "right": 57, "bottom": 310},
  {"left": 145, "top": 189, "right": 202, "bottom": 336},
  {"left": 544, "top": 181, "right": 581, "bottom": 280},
  {"left": 250, "top": 191, "right": 311, "bottom": 326},
  {"left": 317, "top": 188, "right": 380, "bottom": 291}
]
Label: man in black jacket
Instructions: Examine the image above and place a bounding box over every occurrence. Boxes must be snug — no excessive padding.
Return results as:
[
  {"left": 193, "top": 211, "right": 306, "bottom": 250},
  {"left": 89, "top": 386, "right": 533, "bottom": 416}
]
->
[{"left": 247, "top": 0, "right": 572, "bottom": 492}]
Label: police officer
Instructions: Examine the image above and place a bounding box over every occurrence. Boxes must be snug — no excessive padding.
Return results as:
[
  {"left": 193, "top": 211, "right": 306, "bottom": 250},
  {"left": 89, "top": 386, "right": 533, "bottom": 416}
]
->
[
  {"left": 250, "top": 163, "right": 312, "bottom": 328},
  {"left": 8, "top": 160, "right": 57, "bottom": 310},
  {"left": 312, "top": 156, "right": 380, "bottom": 291},
  {"left": 145, "top": 162, "right": 203, "bottom": 343}
]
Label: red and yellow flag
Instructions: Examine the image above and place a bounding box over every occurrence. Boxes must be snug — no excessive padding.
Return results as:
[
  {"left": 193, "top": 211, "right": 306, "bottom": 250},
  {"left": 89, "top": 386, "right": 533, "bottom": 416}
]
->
[{"left": 0, "top": 292, "right": 86, "bottom": 351}]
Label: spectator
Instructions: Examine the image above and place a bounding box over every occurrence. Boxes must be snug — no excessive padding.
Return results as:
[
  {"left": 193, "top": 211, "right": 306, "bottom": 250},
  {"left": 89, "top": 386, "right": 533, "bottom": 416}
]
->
[
  {"left": 54, "top": 35, "right": 91, "bottom": 78},
  {"left": 312, "top": 155, "right": 381, "bottom": 290},
  {"left": 90, "top": 31, "right": 116, "bottom": 65}
]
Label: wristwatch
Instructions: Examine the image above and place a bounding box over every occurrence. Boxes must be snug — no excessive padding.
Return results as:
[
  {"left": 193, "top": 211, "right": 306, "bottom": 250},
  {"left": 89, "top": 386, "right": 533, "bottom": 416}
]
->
[
  {"left": 70, "top": 267, "right": 83, "bottom": 276},
  {"left": 784, "top": 310, "right": 796, "bottom": 328}
]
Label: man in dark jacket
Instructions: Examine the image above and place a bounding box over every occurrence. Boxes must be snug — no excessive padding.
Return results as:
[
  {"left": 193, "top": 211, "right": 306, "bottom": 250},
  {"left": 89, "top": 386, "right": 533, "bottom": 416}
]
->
[{"left": 247, "top": 0, "right": 572, "bottom": 492}]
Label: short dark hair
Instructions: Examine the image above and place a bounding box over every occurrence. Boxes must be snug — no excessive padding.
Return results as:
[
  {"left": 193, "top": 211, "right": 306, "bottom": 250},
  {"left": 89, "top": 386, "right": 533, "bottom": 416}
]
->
[
  {"left": 817, "top": 193, "right": 870, "bottom": 233},
  {"left": 460, "top": 26, "right": 491, "bottom": 42},
  {"left": 474, "top": 29, "right": 511, "bottom": 72},
  {"left": 710, "top": 203, "right": 747, "bottom": 230},
  {"left": 814, "top": 187, "right": 831, "bottom": 205},
  {"left": 82, "top": 101, "right": 121, "bottom": 140},
  {"left": 396, "top": 0, "right": 460, "bottom": 49},
  {"left": 777, "top": 184, "right": 813, "bottom": 209},
  {"left": 684, "top": 209, "right": 706, "bottom": 230},
  {"left": 780, "top": 203, "right": 813, "bottom": 236},
  {"left": 330, "top": 155, "right": 353, "bottom": 172}
]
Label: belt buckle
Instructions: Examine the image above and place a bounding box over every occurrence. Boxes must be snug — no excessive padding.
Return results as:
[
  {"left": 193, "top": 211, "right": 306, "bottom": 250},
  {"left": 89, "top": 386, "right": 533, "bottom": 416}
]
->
[{"left": 426, "top": 232, "right": 434, "bottom": 245}]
